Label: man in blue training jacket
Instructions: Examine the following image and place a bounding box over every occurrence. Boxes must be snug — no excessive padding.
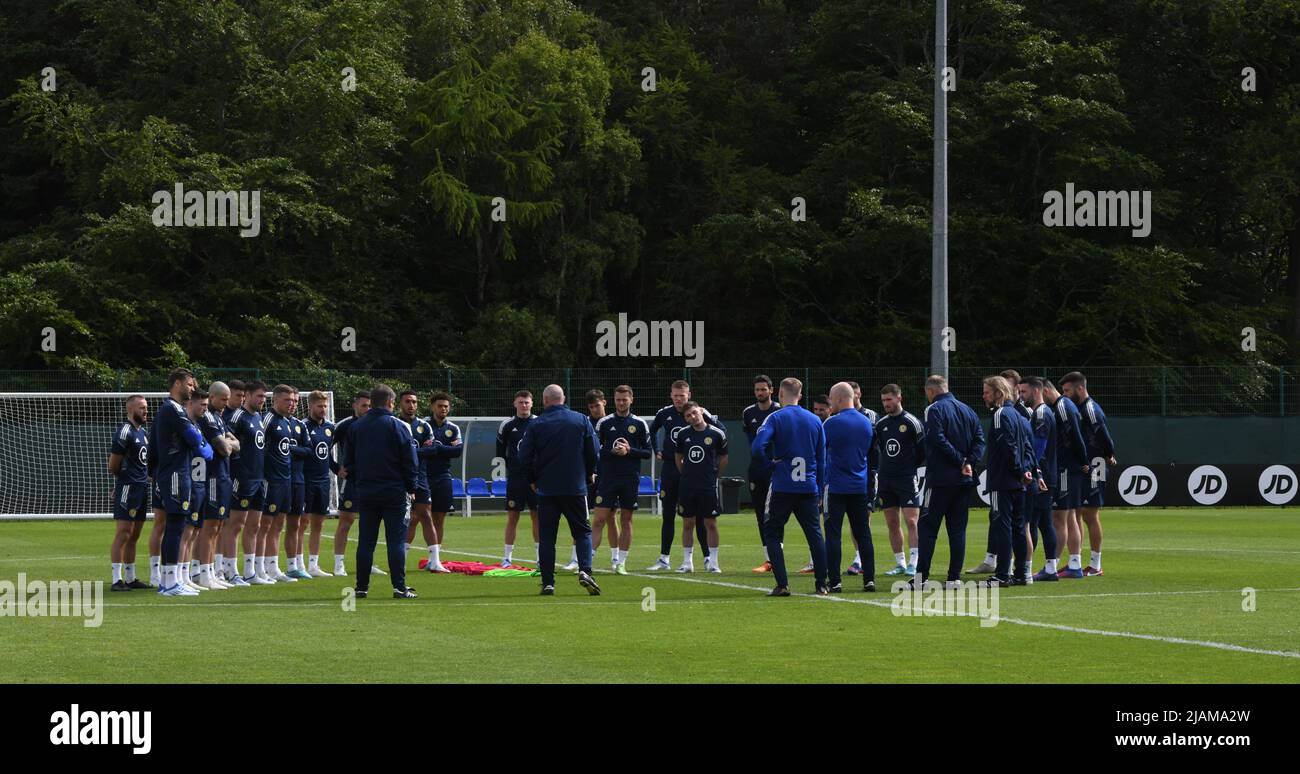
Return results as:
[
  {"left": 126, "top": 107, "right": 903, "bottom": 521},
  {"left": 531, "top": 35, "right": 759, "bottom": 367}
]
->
[{"left": 751, "top": 377, "right": 828, "bottom": 597}]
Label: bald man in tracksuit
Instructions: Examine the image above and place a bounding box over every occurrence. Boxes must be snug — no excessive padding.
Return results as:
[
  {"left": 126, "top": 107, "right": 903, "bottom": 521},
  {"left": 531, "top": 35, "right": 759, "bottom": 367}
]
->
[{"left": 518, "top": 385, "right": 602, "bottom": 596}]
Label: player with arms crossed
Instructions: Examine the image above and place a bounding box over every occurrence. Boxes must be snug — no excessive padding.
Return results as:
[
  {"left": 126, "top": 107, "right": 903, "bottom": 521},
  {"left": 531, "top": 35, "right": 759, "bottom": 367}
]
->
[
  {"left": 256, "top": 385, "right": 298, "bottom": 583},
  {"left": 194, "top": 383, "right": 239, "bottom": 589},
  {"left": 154, "top": 369, "right": 213, "bottom": 597}
]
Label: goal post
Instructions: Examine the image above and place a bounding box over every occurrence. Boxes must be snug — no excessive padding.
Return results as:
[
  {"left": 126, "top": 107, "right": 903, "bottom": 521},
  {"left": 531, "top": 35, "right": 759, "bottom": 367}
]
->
[{"left": 0, "top": 391, "right": 335, "bottom": 521}]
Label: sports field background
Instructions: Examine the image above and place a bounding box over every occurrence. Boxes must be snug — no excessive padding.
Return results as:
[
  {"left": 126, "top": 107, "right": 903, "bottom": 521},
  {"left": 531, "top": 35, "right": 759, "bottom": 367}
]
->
[{"left": 1, "top": 508, "right": 1297, "bottom": 683}]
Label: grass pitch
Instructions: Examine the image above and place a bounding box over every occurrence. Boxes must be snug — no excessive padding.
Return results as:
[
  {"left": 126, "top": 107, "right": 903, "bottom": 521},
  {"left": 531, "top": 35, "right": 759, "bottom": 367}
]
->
[{"left": 1, "top": 507, "right": 1297, "bottom": 683}]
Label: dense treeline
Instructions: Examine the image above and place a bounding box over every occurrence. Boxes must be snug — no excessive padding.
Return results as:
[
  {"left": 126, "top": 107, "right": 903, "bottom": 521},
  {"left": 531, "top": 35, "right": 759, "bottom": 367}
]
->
[{"left": 1, "top": 0, "right": 1297, "bottom": 376}]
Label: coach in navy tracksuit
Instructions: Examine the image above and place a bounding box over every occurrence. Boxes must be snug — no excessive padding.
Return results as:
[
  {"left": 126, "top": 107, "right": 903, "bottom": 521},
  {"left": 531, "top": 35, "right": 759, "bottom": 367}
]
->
[
  {"left": 344, "top": 384, "right": 418, "bottom": 598},
  {"left": 915, "top": 375, "right": 986, "bottom": 584},
  {"left": 518, "top": 385, "right": 602, "bottom": 596},
  {"left": 983, "top": 376, "right": 1034, "bottom": 586},
  {"left": 822, "top": 383, "right": 875, "bottom": 592},
  {"left": 751, "top": 377, "right": 828, "bottom": 595}
]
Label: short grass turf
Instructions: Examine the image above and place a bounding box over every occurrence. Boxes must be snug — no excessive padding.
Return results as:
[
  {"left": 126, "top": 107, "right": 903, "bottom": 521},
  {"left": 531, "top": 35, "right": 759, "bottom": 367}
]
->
[{"left": 1, "top": 507, "right": 1297, "bottom": 683}]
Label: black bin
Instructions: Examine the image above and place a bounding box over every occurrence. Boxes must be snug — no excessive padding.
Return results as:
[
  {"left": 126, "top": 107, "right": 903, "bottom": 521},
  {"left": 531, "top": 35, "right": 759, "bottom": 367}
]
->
[{"left": 719, "top": 477, "right": 745, "bottom": 514}]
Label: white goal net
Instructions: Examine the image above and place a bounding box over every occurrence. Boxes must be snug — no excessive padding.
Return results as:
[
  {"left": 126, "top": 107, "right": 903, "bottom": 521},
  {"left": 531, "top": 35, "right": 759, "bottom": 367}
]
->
[{"left": 0, "top": 391, "right": 334, "bottom": 520}]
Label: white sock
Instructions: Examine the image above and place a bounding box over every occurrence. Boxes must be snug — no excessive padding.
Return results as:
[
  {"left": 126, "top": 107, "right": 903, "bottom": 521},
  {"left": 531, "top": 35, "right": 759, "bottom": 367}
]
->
[
  {"left": 404, "top": 543, "right": 411, "bottom": 553},
  {"left": 286, "top": 556, "right": 296, "bottom": 572},
  {"left": 984, "top": 552, "right": 996, "bottom": 564},
  {"left": 309, "top": 554, "right": 319, "bottom": 570},
  {"left": 710, "top": 546, "right": 719, "bottom": 565},
  {"left": 149, "top": 555, "right": 161, "bottom": 580},
  {"left": 256, "top": 556, "right": 266, "bottom": 576},
  {"left": 852, "top": 550, "right": 861, "bottom": 565},
  {"left": 659, "top": 553, "right": 670, "bottom": 563},
  {"left": 683, "top": 548, "right": 694, "bottom": 566},
  {"left": 124, "top": 563, "right": 137, "bottom": 582},
  {"left": 1046, "top": 558, "right": 1058, "bottom": 573},
  {"left": 1068, "top": 553, "right": 1082, "bottom": 570},
  {"left": 214, "top": 553, "right": 224, "bottom": 573},
  {"left": 431, "top": 545, "right": 441, "bottom": 565},
  {"left": 1090, "top": 550, "right": 1101, "bottom": 570},
  {"left": 245, "top": 554, "right": 256, "bottom": 578},
  {"left": 162, "top": 564, "right": 176, "bottom": 589},
  {"left": 296, "top": 553, "right": 305, "bottom": 571},
  {"left": 199, "top": 565, "right": 211, "bottom": 585},
  {"left": 1026, "top": 558, "right": 1033, "bottom": 576},
  {"left": 112, "top": 563, "right": 123, "bottom": 583},
  {"left": 272, "top": 558, "right": 282, "bottom": 576},
  {"left": 612, "top": 548, "right": 621, "bottom": 564},
  {"left": 908, "top": 548, "right": 918, "bottom": 566},
  {"left": 334, "top": 553, "right": 345, "bottom": 569},
  {"left": 894, "top": 551, "right": 906, "bottom": 567},
  {"left": 762, "top": 545, "right": 770, "bottom": 561},
  {"left": 533, "top": 543, "right": 540, "bottom": 560},
  {"left": 503, "top": 544, "right": 513, "bottom": 563},
  {"left": 569, "top": 546, "right": 578, "bottom": 563}
]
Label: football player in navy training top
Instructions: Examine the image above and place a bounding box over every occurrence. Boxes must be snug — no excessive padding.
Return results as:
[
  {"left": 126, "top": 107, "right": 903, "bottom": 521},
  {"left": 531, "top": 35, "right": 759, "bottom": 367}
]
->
[
  {"left": 673, "top": 401, "right": 729, "bottom": 573},
  {"left": 256, "top": 384, "right": 298, "bottom": 583},
  {"left": 423, "top": 391, "right": 463, "bottom": 573},
  {"left": 593, "top": 386, "right": 651, "bottom": 575},
  {"left": 1062, "top": 371, "right": 1117, "bottom": 577},
  {"left": 400, "top": 389, "right": 440, "bottom": 573},
  {"left": 108, "top": 395, "right": 152, "bottom": 591},
  {"left": 645, "top": 381, "right": 722, "bottom": 571},
  {"left": 298, "top": 390, "right": 337, "bottom": 577},
  {"left": 498, "top": 390, "right": 539, "bottom": 567},
  {"left": 874, "top": 383, "right": 925, "bottom": 577},
  {"left": 228, "top": 381, "right": 270, "bottom": 584},
  {"left": 742, "top": 375, "right": 780, "bottom": 573},
  {"left": 154, "top": 369, "right": 213, "bottom": 597}
]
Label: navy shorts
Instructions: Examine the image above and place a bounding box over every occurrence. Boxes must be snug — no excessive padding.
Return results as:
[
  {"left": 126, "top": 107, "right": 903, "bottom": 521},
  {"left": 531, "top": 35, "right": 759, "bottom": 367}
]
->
[
  {"left": 413, "top": 484, "right": 432, "bottom": 505},
  {"left": 112, "top": 482, "right": 148, "bottom": 521},
  {"left": 235, "top": 478, "right": 265, "bottom": 512},
  {"left": 205, "top": 478, "right": 232, "bottom": 521},
  {"left": 595, "top": 477, "right": 639, "bottom": 511},
  {"left": 340, "top": 480, "right": 357, "bottom": 513},
  {"left": 1083, "top": 481, "right": 1105, "bottom": 508},
  {"left": 155, "top": 471, "right": 192, "bottom": 516},
  {"left": 262, "top": 480, "right": 292, "bottom": 516},
  {"left": 878, "top": 474, "right": 922, "bottom": 509},
  {"left": 677, "top": 488, "right": 718, "bottom": 519},
  {"left": 305, "top": 480, "right": 331, "bottom": 514},
  {"left": 1052, "top": 469, "right": 1084, "bottom": 510},
  {"left": 506, "top": 477, "right": 537, "bottom": 512},
  {"left": 186, "top": 484, "right": 207, "bottom": 528},
  {"left": 429, "top": 477, "right": 454, "bottom": 512},
  {"left": 289, "top": 481, "right": 306, "bottom": 516}
]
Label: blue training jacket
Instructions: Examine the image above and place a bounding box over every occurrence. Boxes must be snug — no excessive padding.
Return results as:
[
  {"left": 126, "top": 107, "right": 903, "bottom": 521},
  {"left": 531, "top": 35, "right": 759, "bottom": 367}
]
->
[
  {"left": 750, "top": 404, "right": 826, "bottom": 495},
  {"left": 922, "top": 392, "right": 986, "bottom": 487},
  {"left": 518, "top": 404, "right": 599, "bottom": 497}
]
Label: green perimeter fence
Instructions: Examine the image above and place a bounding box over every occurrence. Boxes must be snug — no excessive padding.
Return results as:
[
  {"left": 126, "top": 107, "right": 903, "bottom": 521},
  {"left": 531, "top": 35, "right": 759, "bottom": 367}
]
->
[{"left": 0, "top": 365, "right": 1295, "bottom": 419}]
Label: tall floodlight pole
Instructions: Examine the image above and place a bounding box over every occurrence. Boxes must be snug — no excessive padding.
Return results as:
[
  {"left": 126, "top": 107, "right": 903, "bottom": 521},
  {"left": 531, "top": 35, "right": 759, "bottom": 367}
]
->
[{"left": 931, "top": 0, "right": 949, "bottom": 379}]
